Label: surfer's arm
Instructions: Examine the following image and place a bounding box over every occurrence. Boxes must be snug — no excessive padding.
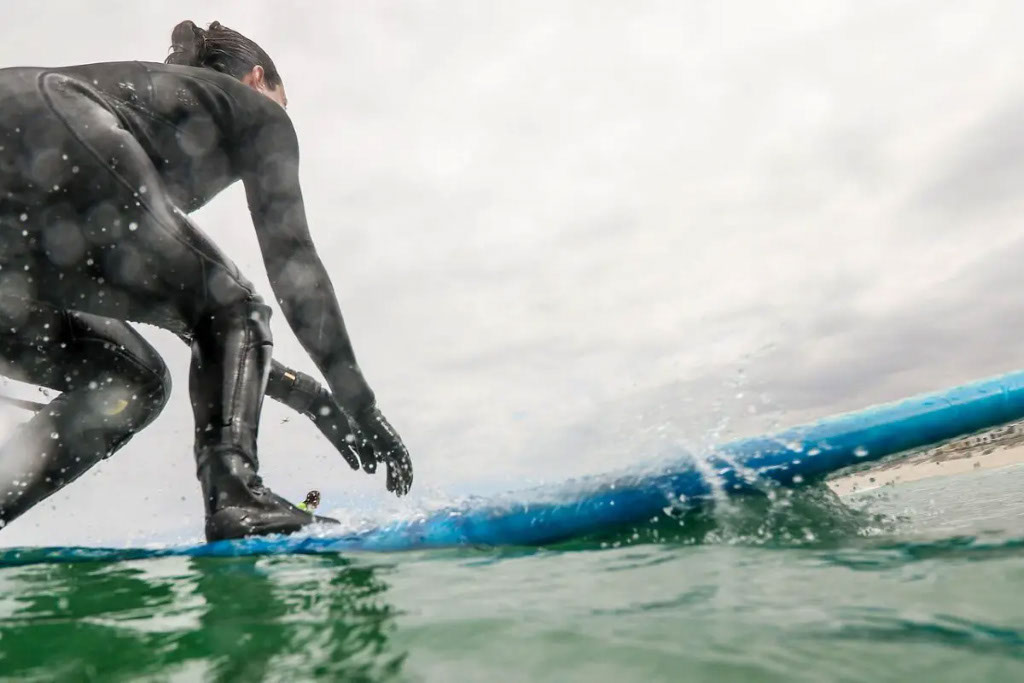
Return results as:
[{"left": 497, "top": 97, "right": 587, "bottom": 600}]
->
[
  {"left": 236, "top": 104, "right": 413, "bottom": 494},
  {"left": 239, "top": 113, "right": 374, "bottom": 415}
]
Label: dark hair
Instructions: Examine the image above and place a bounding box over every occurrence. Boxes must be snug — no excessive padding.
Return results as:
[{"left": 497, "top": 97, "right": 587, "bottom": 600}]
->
[
  {"left": 305, "top": 490, "right": 320, "bottom": 506},
  {"left": 165, "top": 20, "right": 282, "bottom": 88}
]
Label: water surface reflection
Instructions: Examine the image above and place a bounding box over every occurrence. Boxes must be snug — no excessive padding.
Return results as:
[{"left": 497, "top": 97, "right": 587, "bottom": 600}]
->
[{"left": 0, "top": 553, "right": 404, "bottom": 680}]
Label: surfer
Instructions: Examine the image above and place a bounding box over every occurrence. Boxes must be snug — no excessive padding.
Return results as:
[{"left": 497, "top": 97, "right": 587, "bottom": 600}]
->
[
  {"left": 0, "top": 21, "right": 412, "bottom": 540},
  {"left": 296, "top": 490, "right": 320, "bottom": 513}
]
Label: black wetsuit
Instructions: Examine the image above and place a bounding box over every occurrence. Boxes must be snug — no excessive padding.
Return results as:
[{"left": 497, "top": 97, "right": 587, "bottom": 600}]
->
[{"left": 0, "top": 62, "right": 410, "bottom": 538}]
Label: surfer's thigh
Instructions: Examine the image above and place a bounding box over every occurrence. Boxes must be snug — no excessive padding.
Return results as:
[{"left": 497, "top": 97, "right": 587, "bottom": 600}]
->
[
  {"left": 0, "top": 73, "right": 258, "bottom": 334},
  {"left": 0, "top": 300, "right": 170, "bottom": 412}
]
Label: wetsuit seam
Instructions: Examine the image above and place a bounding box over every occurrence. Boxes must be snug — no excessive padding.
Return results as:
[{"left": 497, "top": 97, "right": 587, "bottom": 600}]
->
[
  {"left": 130, "top": 61, "right": 242, "bottom": 106},
  {"left": 174, "top": 71, "right": 243, "bottom": 107},
  {"left": 231, "top": 314, "right": 249, "bottom": 445},
  {"left": 113, "top": 99, "right": 186, "bottom": 136},
  {"left": 125, "top": 63, "right": 187, "bottom": 144},
  {"left": 37, "top": 71, "right": 216, "bottom": 266},
  {"left": 36, "top": 71, "right": 255, "bottom": 318}
]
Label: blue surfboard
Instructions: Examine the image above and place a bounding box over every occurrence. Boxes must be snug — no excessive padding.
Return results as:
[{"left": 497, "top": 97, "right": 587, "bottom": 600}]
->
[{"left": 4, "top": 369, "right": 1024, "bottom": 565}]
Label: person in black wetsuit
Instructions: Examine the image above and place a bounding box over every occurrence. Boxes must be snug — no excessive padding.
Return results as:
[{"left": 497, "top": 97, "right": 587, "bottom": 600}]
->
[{"left": 0, "top": 20, "right": 413, "bottom": 540}]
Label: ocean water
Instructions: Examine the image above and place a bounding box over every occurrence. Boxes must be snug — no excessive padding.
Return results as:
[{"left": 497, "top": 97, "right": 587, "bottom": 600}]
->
[{"left": 0, "top": 464, "right": 1021, "bottom": 681}]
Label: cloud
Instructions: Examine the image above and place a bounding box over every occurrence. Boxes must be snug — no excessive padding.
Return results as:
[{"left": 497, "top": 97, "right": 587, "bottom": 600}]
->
[
  {"left": 3, "top": 2, "right": 1024, "bottom": 543},
  {"left": 913, "top": 98, "right": 1024, "bottom": 225}
]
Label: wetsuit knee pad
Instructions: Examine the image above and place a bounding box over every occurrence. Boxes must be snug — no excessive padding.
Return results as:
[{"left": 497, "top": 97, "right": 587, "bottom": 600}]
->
[
  {"left": 128, "top": 360, "right": 172, "bottom": 432},
  {"left": 63, "top": 311, "right": 173, "bottom": 423},
  {"left": 245, "top": 299, "right": 273, "bottom": 347},
  {"left": 197, "top": 297, "right": 273, "bottom": 348}
]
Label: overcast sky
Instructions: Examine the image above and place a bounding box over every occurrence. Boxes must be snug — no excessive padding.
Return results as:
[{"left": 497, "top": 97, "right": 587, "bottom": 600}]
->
[{"left": 2, "top": 0, "right": 1024, "bottom": 545}]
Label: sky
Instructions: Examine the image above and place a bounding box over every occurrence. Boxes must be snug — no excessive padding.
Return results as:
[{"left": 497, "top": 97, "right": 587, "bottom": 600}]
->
[{"left": 1, "top": 0, "right": 1024, "bottom": 545}]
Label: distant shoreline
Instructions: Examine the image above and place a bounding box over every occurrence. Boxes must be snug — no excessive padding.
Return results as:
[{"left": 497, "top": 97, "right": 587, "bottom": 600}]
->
[{"left": 828, "top": 422, "right": 1024, "bottom": 495}]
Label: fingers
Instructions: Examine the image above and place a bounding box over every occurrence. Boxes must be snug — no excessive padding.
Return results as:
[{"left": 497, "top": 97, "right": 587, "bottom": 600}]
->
[
  {"left": 341, "top": 411, "right": 377, "bottom": 473},
  {"left": 382, "top": 435, "right": 413, "bottom": 495},
  {"left": 386, "top": 459, "right": 399, "bottom": 494},
  {"left": 386, "top": 455, "right": 413, "bottom": 496},
  {"left": 307, "top": 392, "right": 362, "bottom": 470},
  {"left": 339, "top": 440, "right": 361, "bottom": 470},
  {"left": 359, "top": 436, "right": 377, "bottom": 474},
  {"left": 312, "top": 396, "right": 412, "bottom": 485},
  {"left": 350, "top": 405, "right": 413, "bottom": 495}
]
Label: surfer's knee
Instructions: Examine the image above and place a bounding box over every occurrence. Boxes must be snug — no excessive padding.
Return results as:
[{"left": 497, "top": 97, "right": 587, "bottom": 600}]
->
[
  {"left": 98, "top": 348, "right": 170, "bottom": 435},
  {"left": 134, "top": 353, "right": 172, "bottom": 426},
  {"left": 189, "top": 255, "right": 272, "bottom": 345},
  {"left": 112, "top": 328, "right": 172, "bottom": 421},
  {"left": 193, "top": 295, "right": 273, "bottom": 351},
  {"left": 63, "top": 312, "right": 172, "bottom": 429},
  {"left": 57, "top": 353, "right": 170, "bottom": 462}
]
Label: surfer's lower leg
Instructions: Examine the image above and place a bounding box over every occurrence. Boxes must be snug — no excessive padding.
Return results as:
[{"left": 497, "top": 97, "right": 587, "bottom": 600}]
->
[
  {"left": 190, "top": 297, "right": 337, "bottom": 541},
  {"left": 0, "top": 307, "right": 169, "bottom": 525}
]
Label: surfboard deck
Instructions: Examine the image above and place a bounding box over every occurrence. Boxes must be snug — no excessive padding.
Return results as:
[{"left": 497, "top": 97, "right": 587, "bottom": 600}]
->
[{"left": 5, "top": 369, "right": 1024, "bottom": 565}]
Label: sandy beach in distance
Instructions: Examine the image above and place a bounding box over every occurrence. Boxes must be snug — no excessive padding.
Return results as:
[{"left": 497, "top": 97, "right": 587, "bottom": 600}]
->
[{"left": 828, "top": 422, "right": 1024, "bottom": 496}]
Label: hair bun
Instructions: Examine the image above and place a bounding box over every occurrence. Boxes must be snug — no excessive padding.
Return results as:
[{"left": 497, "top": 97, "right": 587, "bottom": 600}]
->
[
  {"left": 166, "top": 20, "right": 207, "bottom": 67},
  {"left": 161, "top": 19, "right": 282, "bottom": 86}
]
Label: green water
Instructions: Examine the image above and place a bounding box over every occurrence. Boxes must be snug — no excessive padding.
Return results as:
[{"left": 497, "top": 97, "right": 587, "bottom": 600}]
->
[{"left": 1, "top": 465, "right": 1023, "bottom": 682}]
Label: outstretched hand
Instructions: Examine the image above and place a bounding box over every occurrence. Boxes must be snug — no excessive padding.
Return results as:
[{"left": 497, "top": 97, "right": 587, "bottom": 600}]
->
[
  {"left": 349, "top": 405, "right": 414, "bottom": 496},
  {"left": 264, "top": 364, "right": 414, "bottom": 496},
  {"left": 304, "top": 389, "right": 413, "bottom": 496}
]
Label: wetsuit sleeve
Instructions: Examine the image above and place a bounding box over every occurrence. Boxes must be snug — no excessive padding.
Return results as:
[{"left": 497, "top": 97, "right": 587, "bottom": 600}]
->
[{"left": 237, "top": 112, "right": 375, "bottom": 414}]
